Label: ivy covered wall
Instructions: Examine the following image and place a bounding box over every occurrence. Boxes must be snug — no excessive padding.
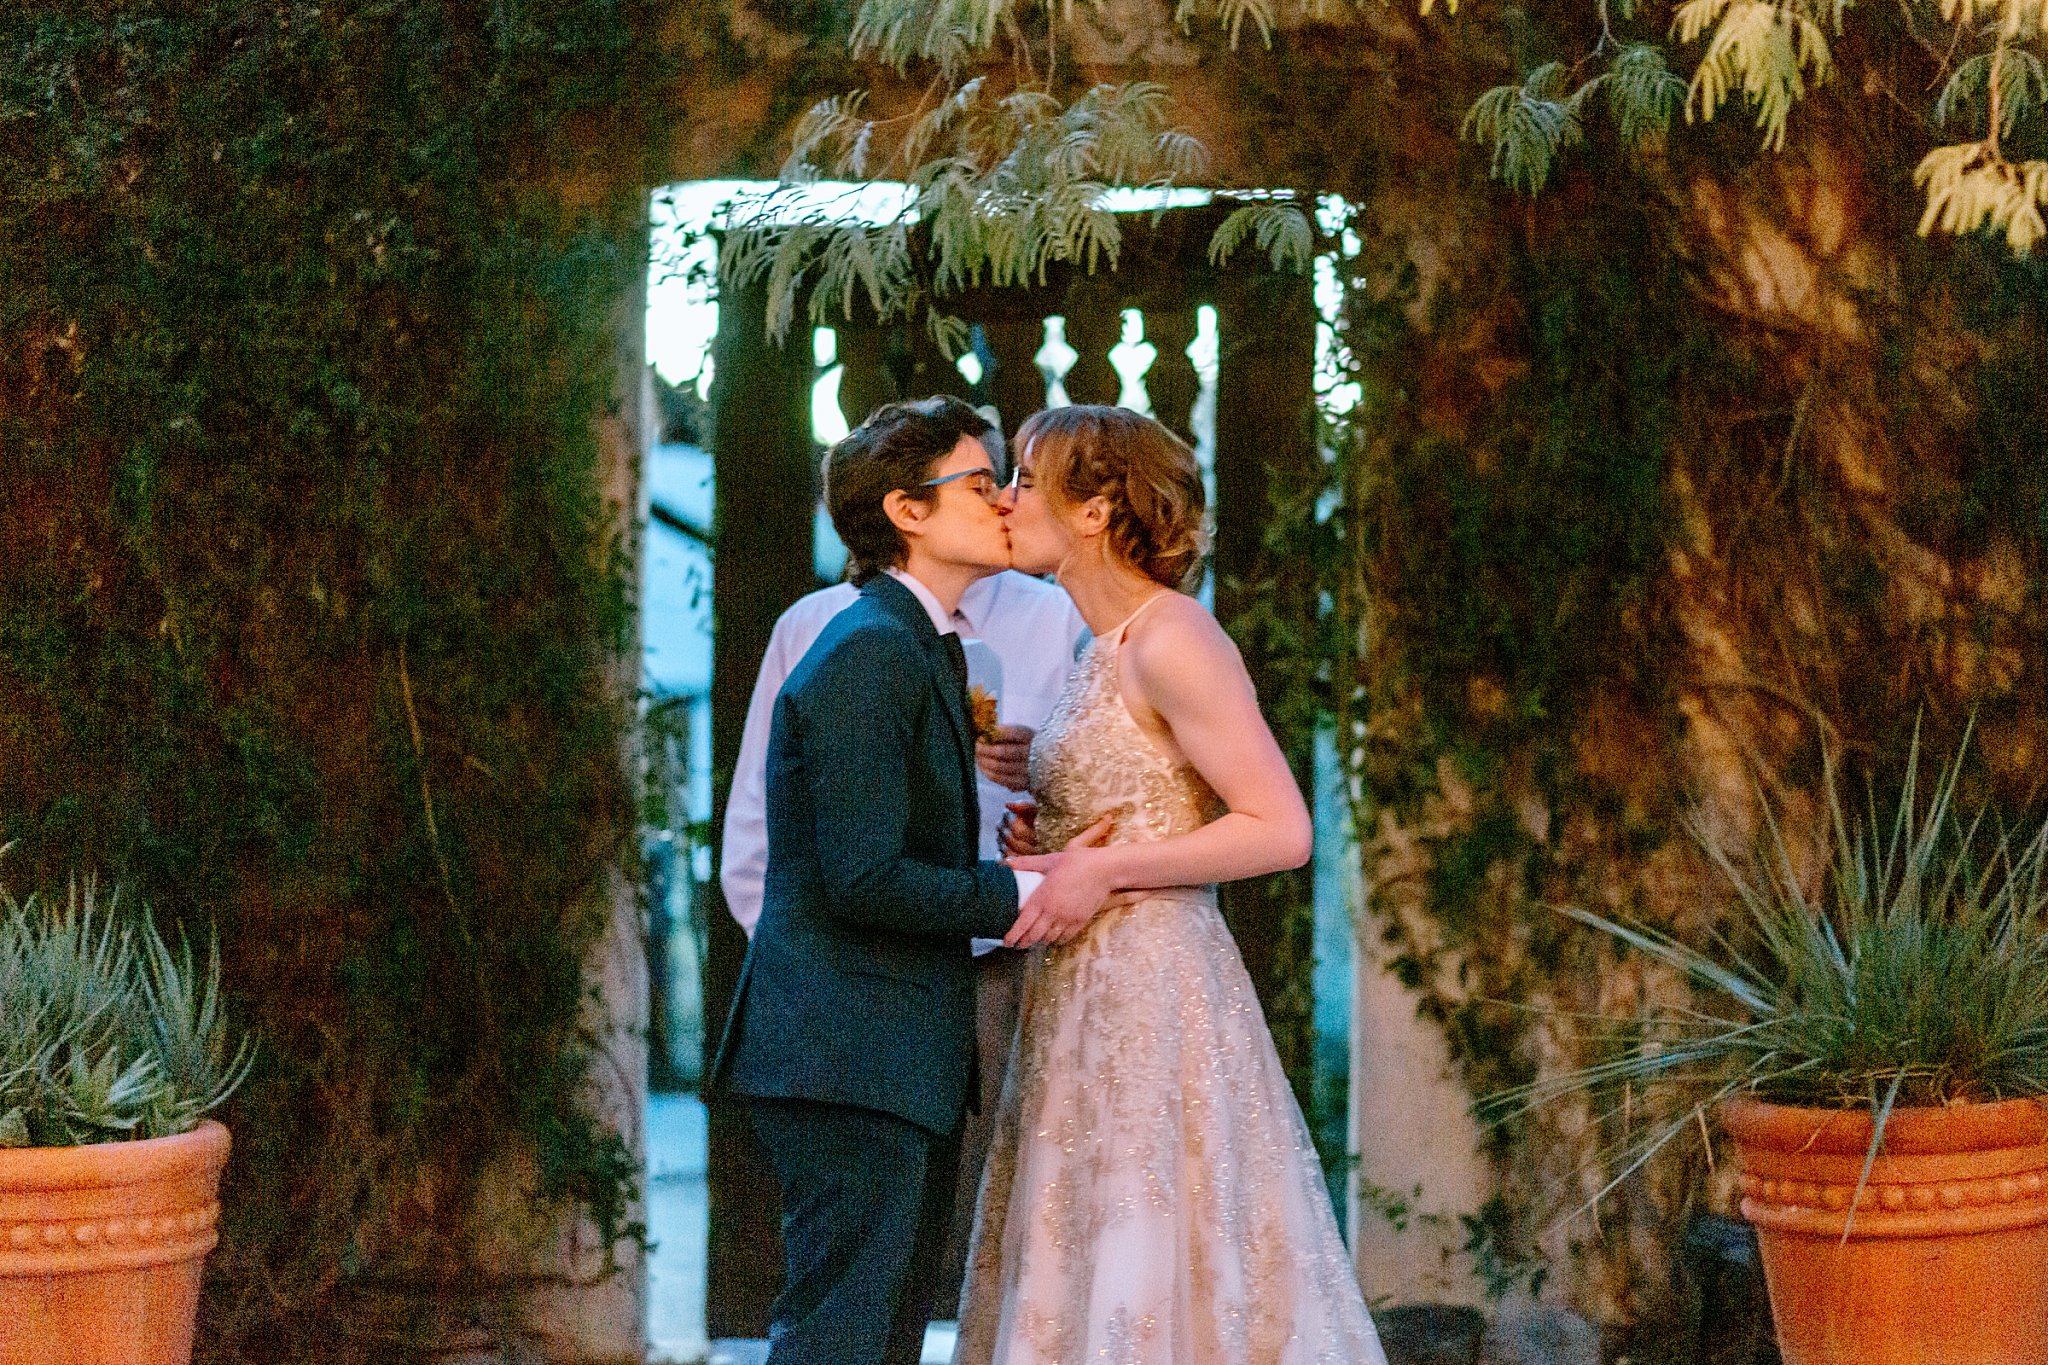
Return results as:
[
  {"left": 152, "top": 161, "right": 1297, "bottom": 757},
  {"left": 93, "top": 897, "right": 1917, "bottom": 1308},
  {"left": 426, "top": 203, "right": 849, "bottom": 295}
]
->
[
  {"left": 665, "top": 1, "right": 2048, "bottom": 1332},
  {"left": 10, "top": 0, "right": 2048, "bottom": 1349},
  {"left": 1306, "top": 7, "right": 2048, "bottom": 1329},
  {"left": 2, "top": 4, "right": 670, "bottom": 1358}
]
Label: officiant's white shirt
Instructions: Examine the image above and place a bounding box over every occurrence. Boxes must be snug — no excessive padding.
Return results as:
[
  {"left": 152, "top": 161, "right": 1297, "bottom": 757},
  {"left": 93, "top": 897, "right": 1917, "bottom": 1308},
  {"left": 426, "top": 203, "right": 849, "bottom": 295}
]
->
[{"left": 721, "top": 568, "right": 1087, "bottom": 944}]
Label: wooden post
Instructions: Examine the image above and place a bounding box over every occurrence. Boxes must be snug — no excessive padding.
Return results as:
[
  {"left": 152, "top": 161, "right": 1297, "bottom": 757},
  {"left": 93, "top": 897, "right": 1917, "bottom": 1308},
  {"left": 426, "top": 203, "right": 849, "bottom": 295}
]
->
[
  {"left": 1210, "top": 267, "right": 1320, "bottom": 1113},
  {"left": 1060, "top": 285, "right": 1123, "bottom": 407},
  {"left": 705, "top": 278, "right": 816, "bottom": 1338},
  {"left": 1141, "top": 307, "right": 1200, "bottom": 444},
  {"left": 835, "top": 322, "right": 897, "bottom": 431},
  {"left": 982, "top": 316, "right": 1049, "bottom": 446}
]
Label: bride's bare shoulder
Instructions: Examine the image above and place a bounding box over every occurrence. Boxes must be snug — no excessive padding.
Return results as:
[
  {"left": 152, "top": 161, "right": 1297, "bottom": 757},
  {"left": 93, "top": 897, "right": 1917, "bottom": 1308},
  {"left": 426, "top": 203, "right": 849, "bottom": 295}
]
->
[{"left": 1125, "top": 593, "right": 1244, "bottom": 681}]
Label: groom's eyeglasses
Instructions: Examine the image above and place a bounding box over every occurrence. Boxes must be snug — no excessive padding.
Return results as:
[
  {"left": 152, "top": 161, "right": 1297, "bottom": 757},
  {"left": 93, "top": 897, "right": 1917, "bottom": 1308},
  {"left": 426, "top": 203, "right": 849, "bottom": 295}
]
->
[{"left": 917, "top": 466, "right": 1003, "bottom": 506}]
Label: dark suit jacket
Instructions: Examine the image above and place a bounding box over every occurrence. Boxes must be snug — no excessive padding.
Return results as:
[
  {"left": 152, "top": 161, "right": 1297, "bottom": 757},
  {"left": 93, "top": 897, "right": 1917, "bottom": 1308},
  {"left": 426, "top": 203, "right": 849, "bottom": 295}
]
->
[{"left": 709, "top": 574, "right": 1020, "bottom": 1136}]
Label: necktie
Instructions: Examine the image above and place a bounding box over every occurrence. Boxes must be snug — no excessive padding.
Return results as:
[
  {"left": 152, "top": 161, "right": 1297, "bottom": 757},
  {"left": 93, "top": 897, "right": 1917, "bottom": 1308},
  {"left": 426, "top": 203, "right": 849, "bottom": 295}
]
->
[{"left": 940, "top": 631, "right": 970, "bottom": 701}]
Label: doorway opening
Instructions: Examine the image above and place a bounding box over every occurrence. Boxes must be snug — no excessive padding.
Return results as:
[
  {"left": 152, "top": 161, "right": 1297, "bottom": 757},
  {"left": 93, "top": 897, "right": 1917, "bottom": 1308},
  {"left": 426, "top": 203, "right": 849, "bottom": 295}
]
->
[{"left": 637, "top": 179, "right": 1359, "bottom": 1362}]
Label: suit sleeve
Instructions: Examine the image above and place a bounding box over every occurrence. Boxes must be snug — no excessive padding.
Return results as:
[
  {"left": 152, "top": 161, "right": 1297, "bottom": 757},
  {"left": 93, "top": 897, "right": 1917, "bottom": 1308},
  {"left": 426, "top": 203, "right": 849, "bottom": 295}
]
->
[{"left": 791, "top": 626, "right": 1020, "bottom": 941}]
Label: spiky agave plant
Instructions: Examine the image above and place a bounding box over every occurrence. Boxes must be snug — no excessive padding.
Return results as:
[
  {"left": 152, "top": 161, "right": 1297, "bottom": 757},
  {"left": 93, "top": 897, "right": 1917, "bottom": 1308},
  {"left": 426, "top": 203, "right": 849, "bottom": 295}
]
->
[
  {"left": 0, "top": 876, "right": 253, "bottom": 1147},
  {"left": 1485, "top": 721, "right": 2048, "bottom": 1208}
]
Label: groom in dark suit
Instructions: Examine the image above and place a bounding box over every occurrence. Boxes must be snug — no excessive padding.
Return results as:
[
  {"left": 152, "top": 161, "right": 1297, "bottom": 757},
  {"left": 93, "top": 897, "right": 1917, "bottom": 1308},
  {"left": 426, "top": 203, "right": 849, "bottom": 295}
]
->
[{"left": 710, "top": 396, "right": 1091, "bottom": 1365}]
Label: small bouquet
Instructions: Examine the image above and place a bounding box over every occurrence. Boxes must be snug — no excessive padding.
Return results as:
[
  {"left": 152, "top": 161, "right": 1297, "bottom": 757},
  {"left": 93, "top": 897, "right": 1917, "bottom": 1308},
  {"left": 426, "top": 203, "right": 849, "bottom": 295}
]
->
[{"left": 967, "top": 684, "right": 1000, "bottom": 744}]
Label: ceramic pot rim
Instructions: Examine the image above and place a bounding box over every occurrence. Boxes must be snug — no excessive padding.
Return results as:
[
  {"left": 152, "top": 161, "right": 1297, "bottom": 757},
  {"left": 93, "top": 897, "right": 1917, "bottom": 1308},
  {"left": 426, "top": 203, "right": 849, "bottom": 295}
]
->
[
  {"left": 1723, "top": 1095, "right": 2048, "bottom": 1156},
  {"left": 0, "top": 1120, "right": 229, "bottom": 1193}
]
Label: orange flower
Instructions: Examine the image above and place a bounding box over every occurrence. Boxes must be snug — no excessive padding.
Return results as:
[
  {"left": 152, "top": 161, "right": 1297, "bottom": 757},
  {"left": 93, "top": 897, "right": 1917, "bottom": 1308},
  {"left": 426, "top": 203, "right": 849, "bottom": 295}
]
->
[{"left": 967, "top": 685, "right": 1000, "bottom": 743}]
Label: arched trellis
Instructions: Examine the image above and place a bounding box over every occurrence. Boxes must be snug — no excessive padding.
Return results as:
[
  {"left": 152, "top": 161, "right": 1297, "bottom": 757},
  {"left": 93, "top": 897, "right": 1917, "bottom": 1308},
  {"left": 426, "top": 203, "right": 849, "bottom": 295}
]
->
[{"left": 702, "top": 201, "right": 1320, "bottom": 1334}]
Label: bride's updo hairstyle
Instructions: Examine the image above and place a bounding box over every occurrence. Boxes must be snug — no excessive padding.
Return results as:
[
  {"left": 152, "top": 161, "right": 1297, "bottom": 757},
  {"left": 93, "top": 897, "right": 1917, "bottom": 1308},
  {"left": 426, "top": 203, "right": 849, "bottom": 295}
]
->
[{"left": 1015, "top": 404, "right": 1209, "bottom": 592}]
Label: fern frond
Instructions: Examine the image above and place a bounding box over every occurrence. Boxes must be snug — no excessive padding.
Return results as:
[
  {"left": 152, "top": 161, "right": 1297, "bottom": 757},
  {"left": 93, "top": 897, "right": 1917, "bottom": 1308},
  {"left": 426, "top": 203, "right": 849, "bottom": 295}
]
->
[
  {"left": 783, "top": 95, "right": 868, "bottom": 183},
  {"left": 850, "top": 0, "right": 1009, "bottom": 75},
  {"left": 927, "top": 309, "right": 972, "bottom": 359},
  {"left": 1916, "top": 141, "right": 2048, "bottom": 252},
  {"left": 1680, "top": 0, "right": 1836, "bottom": 152},
  {"left": 1155, "top": 129, "right": 1213, "bottom": 180},
  {"left": 1935, "top": 48, "right": 2048, "bottom": 136},
  {"left": 729, "top": 77, "right": 1212, "bottom": 338},
  {"left": 1605, "top": 43, "right": 1689, "bottom": 144},
  {"left": 1206, "top": 201, "right": 1317, "bottom": 271},
  {"left": 1462, "top": 63, "right": 1585, "bottom": 193},
  {"left": 1215, "top": 0, "right": 1281, "bottom": 47},
  {"left": 1940, "top": 0, "right": 2048, "bottom": 42}
]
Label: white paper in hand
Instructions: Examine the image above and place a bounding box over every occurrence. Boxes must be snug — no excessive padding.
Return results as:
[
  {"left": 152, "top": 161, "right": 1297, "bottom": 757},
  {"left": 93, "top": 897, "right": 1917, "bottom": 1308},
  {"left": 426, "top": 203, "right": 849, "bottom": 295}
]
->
[{"left": 961, "top": 636, "right": 1003, "bottom": 720}]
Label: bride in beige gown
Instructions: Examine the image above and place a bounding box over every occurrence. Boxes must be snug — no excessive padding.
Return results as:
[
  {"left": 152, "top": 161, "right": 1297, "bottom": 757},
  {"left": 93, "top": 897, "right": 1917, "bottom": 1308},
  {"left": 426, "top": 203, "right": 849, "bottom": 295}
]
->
[{"left": 954, "top": 406, "right": 1386, "bottom": 1365}]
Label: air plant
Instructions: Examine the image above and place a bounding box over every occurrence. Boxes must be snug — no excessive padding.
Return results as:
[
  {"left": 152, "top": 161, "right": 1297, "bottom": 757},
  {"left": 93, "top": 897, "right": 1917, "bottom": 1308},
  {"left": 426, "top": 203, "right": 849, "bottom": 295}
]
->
[
  {"left": 1485, "top": 720, "right": 2048, "bottom": 1208},
  {"left": 0, "top": 874, "right": 253, "bottom": 1148}
]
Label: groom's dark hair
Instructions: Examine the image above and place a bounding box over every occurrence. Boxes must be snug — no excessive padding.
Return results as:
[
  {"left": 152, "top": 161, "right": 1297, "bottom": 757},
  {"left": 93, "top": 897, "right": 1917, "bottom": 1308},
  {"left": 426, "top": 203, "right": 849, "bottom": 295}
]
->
[{"left": 824, "top": 395, "right": 995, "bottom": 584}]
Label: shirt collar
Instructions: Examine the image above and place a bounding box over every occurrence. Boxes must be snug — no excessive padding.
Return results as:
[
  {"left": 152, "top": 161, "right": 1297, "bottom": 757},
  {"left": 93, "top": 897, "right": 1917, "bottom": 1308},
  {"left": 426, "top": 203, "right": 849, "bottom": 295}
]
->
[
  {"left": 885, "top": 567, "right": 957, "bottom": 637},
  {"left": 955, "top": 574, "right": 1001, "bottom": 636}
]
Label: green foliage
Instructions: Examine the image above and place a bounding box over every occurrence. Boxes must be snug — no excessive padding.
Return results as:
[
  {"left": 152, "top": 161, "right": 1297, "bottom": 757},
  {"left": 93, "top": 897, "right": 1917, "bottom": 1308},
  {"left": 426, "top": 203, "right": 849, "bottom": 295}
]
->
[
  {"left": 0, "top": 877, "right": 251, "bottom": 1149},
  {"left": 1935, "top": 48, "right": 2048, "bottom": 137},
  {"left": 1601, "top": 43, "right": 1691, "bottom": 144},
  {"left": 1359, "top": 256, "right": 1675, "bottom": 747},
  {"left": 1489, "top": 726, "right": 2048, "bottom": 1199},
  {"left": 1206, "top": 200, "right": 1318, "bottom": 272},
  {"left": 1463, "top": 45, "right": 1686, "bottom": 195},
  {"left": 727, "top": 79, "right": 1213, "bottom": 343},
  {"left": 0, "top": 0, "right": 668, "bottom": 1356},
  {"left": 1463, "top": 64, "right": 1585, "bottom": 195},
  {"left": 1323, "top": 196, "right": 1705, "bottom": 1290},
  {"left": 1917, "top": 141, "right": 2048, "bottom": 252},
  {"left": 1461, "top": 1194, "right": 1552, "bottom": 1301},
  {"left": 1428, "top": 0, "right": 2048, "bottom": 255},
  {"left": 1676, "top": 0, "right": 1842, "bottom": 151},
  {"left": 850, "top": 0, "right": 1371, "bottom": 67},
  {"left": 727, "top": 2, "right": 1316, "bottom": 343}
]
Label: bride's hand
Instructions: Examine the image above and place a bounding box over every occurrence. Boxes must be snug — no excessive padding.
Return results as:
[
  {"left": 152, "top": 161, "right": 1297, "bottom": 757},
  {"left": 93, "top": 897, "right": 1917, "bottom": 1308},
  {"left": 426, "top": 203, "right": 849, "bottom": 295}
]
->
[
  {"left": 998, "top": 799, "right": 1039, "bottom": 859},
  {"left": 1004, "top": 815, "right": 1119, "bottom": 949}
]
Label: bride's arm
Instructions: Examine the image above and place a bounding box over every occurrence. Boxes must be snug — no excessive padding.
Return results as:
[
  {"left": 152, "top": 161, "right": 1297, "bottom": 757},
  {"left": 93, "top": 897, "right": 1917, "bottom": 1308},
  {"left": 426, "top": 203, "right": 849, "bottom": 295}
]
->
[
  {"left": 1006, "top": 596, "right": 1310, "bottom": 934},
  {"left": 1099, "top": 597, "right": 1312, "bottom": 886}
]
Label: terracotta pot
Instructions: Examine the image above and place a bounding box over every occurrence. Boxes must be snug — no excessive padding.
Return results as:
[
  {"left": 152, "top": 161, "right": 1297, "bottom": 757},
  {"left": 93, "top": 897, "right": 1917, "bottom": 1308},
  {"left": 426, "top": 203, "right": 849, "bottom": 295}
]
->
[
  {"left": 1725, "top": 1095, "right": 2048, "bottom": 1365},
  {"left": 0, "top": 1121, "right": 230, "bottom": 1365}
]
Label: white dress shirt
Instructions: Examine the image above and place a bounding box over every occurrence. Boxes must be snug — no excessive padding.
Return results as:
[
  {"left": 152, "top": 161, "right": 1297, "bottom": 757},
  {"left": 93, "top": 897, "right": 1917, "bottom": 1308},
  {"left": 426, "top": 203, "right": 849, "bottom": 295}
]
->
[{"left": 720, "top": 568, "right": 1088, "bottom": 945}]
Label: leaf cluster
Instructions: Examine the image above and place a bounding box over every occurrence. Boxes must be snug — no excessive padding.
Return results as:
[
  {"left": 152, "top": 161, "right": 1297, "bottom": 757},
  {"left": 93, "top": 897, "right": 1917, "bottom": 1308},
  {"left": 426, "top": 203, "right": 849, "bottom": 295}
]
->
[
  {"left": 0, "top": 877, "right": 252, "bottom": 1149},
  {"left": 1488, "top": 724, "right": 2048, "bottom": 1202},
  {"left": 728, "top": 0, "right": 1321, "bottom": 343},
  {"left": 851, "top": 0, "right": 1373, "bottom": 70},
  {"left": 1448, "top": 0, "right": 2048, "bottom": 254},
  {"left": 725, "top": 79, "right": 1239, "bottom": 344}
]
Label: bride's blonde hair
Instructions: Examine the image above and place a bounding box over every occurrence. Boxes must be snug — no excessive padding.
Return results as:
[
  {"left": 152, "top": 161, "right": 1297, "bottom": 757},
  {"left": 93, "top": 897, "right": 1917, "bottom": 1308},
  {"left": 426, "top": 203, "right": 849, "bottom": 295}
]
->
[{"left": 1015, "top": 405, "right": 1208, "bottom": 592}]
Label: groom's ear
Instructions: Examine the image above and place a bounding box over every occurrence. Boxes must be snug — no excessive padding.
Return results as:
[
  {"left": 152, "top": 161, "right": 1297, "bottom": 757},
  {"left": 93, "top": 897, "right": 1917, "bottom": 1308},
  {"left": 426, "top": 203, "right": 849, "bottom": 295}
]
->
[{"left": 883, "top": 488, "right": 930, "bottom": 538}]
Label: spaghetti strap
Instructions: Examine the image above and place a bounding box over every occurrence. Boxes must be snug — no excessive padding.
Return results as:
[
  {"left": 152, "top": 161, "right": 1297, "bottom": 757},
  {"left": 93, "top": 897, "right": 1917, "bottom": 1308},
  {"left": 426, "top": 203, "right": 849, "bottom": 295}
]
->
[{"left": 1105, "top": 590, "right": 1172, "bottom": 646}]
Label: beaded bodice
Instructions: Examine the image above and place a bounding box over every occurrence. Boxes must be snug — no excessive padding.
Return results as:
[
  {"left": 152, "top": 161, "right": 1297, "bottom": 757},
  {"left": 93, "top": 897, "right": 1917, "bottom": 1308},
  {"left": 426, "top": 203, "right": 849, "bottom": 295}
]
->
[{"left": 1026, "top": 613, "right": 1223, "bottom": 855}]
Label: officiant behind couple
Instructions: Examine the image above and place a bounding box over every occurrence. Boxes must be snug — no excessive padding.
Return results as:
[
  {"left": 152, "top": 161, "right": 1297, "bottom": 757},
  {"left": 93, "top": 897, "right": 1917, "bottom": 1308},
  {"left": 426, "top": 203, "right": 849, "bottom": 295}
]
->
[{"left": 710, "top": 396, "right": 1386, "bottom": 1365}]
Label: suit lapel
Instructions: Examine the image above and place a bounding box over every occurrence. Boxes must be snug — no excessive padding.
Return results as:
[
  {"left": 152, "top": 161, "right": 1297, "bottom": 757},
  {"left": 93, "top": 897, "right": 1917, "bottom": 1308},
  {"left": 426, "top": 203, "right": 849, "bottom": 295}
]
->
[
  {"left": 926, "top": 644, "right": 975, "bottom": 778},
  {"left": 863, "top": 577, "right": 980, "bottom": 848},
  {"left": 929, "top": 642, "right": 981, "bottom": 848}
]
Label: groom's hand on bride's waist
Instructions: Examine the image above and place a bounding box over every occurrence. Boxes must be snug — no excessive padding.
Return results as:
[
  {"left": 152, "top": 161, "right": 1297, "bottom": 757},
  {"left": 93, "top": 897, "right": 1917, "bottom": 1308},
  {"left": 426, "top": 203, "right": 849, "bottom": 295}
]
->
[{"left": 1003, "top": 815, "right": 1133, "bottom": 948}]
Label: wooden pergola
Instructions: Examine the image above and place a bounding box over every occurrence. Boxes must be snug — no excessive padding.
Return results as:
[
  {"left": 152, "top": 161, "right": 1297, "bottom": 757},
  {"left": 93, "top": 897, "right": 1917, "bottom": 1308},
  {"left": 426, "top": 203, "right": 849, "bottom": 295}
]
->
[{"left": 700, "top": 200, "right": 1323, "bottom": 1331}]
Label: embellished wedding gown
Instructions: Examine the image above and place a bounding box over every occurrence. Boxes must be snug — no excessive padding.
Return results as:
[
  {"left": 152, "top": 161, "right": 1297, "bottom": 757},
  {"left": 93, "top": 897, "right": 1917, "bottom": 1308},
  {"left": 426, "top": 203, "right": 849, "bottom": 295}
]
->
[{"left": 954, "top": 605, "right": 1388, "bottom": 1365}]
